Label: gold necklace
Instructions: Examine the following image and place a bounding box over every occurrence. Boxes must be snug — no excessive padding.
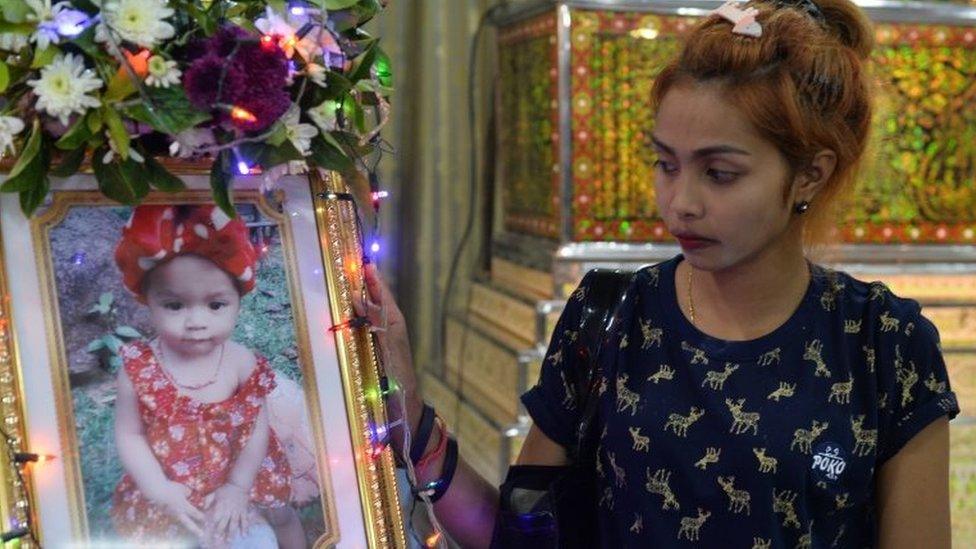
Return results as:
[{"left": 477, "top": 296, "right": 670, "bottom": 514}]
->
[
  {"left": 687, "top": 266, "right": 696, "bottom": 326},
  {"left": 156, "top": 341, "right": 225, "bottom": 391}
]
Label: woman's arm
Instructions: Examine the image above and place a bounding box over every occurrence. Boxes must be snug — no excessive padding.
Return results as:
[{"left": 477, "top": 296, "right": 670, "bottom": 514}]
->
[
  {"left": 875, "top": 417, "right": 950, "bottom": 549},
  {"left": 361, "top": 265, "right": 569, "bottom": 548}
]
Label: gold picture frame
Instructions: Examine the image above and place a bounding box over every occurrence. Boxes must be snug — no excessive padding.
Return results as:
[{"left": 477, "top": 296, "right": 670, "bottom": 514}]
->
[{"left": 0, "top": 169, "right": 405, "bottom": 547}]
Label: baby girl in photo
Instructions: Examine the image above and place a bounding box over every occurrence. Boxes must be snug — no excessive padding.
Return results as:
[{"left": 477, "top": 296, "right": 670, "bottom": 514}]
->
[{"left": 111, "top": 204, "right": 316, "bottom": 548}]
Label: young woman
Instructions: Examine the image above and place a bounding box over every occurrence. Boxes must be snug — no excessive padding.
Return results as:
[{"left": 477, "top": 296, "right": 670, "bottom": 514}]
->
[{"left": 360, "top": 0, "right": 959, "bottom": 546}]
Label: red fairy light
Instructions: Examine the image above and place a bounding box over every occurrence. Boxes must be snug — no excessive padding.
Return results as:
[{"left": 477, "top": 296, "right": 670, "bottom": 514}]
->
[
  {"left": 230, "top": 106, "right": 257, "bottom": 123},
  {"left": 260, "top": 34, "right": 277, "bottom": 51}
]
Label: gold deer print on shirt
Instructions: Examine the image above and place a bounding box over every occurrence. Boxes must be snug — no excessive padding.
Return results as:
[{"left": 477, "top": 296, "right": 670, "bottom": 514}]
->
[
  {"left": 878, "top": 391, "right": 888, "bottom": 410},
  {"left": 753, "top": 447, "right": 778, "bottom": 473},
  {"left": 767, "top": 382, "right": 796, "bottom": 402},
  {"left": 640, "top": 318, "right": 663, "bottom": 349},
  {"left": 828, "top": 374, "right": 854, "bottom": 404},
  {"left": 645, "top": 468, "right": 680, "bottom": 510},
  {"left": 616, "top": 374, "right": 640, "bottom": 416},
  {"left": 548, "top": 346, "right": 564, "bottom": 367},
  {"left": 796, "top": 521, "right": 813, "bottom": 549},
  {"left": 560, "top": 371, "right": 575, "bottom": 409},
  {"left": 758, "top": 347, "right": 781, "bottom": 366},
  {"left": 791, "top": 420, "right": 829, "bottom": 454},
  {"left": 598, "top": 485, "right": 614, "bottom": 510},
  {"left": 820, "top": 289, "right": 838, "bottom": 311},
  {"left": 773, "top": 489, "right": 801, "bottom": 529},
  {"left": 608, "top": 452, "right": 626, "bottom": 488},
  {"left": 726, "top": 398, "right": 760, "bottom": 435},
  {"left": 677, "top": 508, "right": 710, "bottom": 541},
  {"left": 648, "top": 364, "right": 675, "bottom": 384},
  {"left": 619, "top": 333, "right": 629, "bottom": 349},
  {"left": 717, "top": 476, "right": 751, "bottom": 515},
  {"left": 869, "top": 283, "right": 888, "bottom": 301},
  {"left": 646, "top": 267, "right": 660, "bottom": 288},
  {"left": 695, "top": 447, "right": 721, "bottom": 470},
  {"left": 851, "top": 415, "right": 877, "bottom": 457},
  {"left": 862, "top": 345, "right": 876, "bottom": 373},
  {"left": 630, "top": 513, "right": 643, "bottom": 534},
  {"left": 879, "top": 311, "right": 900, "bottom": 333},
  {"left": 752, "top": 538, "right": 772, "bottom": 549},
  {"left": 835, "top": 492, "right": 851, "bottom": 510},
  {"left": 664, "top": 406, "right": 705, "bottom": 438},
  {"left": 844, "top": 319, "right": 861, "bottom": 334},
  {"left": 925, "top": 372, "right": 947, "bottom": 393},
  {"left": 629, "top": 426, "right": 650, "bottom": 452},
  {"left": 804, "top": 339, "right": 832, "bottom": 378},
  {"left": 904, "top": 321, "right": 915, "bottom": 337},
  {"left": 681, "top": 341, "right": 710, "bottom": 365},
  {"left": 703, "top": 363, "right": 739, "bottom": 391},
  {"left": 896, "top": 359, "right": 919, "bottom": 407},
  {"left": 831, "top": 524, "right": 847, "bottom": 548}
]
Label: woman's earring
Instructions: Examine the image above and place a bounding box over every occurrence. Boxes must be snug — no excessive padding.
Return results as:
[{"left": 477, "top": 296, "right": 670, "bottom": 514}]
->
[{"left": 794, "top": 201, "right": 811, "bottom": 214}]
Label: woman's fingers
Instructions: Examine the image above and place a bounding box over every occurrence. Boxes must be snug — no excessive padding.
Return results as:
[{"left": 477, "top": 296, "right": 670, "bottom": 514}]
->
[{"left": 176, "top": 509, "right": 204, "bottom": 538}]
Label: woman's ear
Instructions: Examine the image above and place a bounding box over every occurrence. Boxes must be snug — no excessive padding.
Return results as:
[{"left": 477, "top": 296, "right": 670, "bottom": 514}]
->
[{"left": 793, "top": 148, "right": 838, "bottom": 202}]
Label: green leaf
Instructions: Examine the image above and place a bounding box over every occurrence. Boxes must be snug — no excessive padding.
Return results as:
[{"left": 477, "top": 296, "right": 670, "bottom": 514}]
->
[
  {"left": 86, "top": 108, "right": 103, "bottom": 134},
  {"left": 31, "top": 46, "right": 59, "bottom": 69},
  {"left": 210, "top": 150, "right": 235, "bottom": 218},
  {"left": 18, "top": 173, "right": 49, "bottom": 215},
  {"left": 6, "top": 118, "right": 41, "bottom": 181},
  {"left": 0, "top": 0, "right": 33, "bottom": 24},
  {"left": 324, "top": 0, "right": 359, "bottom": 9},
  {"left": 0, "top": 21, "right": 33, "bottom": 34},
  {"left": 115, "top": 326, "right": 142, "bottom": 338},
  {"left": 104, "top": 67, "right": 138, "bottom": 103},
  {"left": 91, "top": 149, "right": 149, "bottom": 205},
  {"left": 55, "top": 116, "right": 94, "bottom": 150},
  {"left": 308, "top": 135, "right": 354, "bottom": 173},
  {"left": 123, "top": 86, "right": 211, "bottom": 135},
  {"left": 348, "top": 41, "right": 378, "bottom": 83},
  {"left": 102, "top": 334, "right": 123, "bottom": 354},
  {"left": 103, "top": 107, "right": 130, "bottom": 159},
  {"left": 0, "top": 61, "right": 9, "bottom": 93},
  {"left": 143, "top": 155, "right": 187, "bottom": 192},
  {"left": 99, "top": 292, "right": 114, "bottom": 308},
  {"left": 265, "top": 121, "right": 288, "bottom": 147},
  {"left": 86, "top": 339, "right": 106, "bottom": 353},
  {"left": 49, "top": 146, "right": 86, "bottom": 177}
]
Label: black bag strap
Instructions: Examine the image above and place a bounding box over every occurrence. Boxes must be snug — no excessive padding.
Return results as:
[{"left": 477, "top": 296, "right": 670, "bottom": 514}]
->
[{"left": 568, "top": 269, "right": 633, "bottom": 464}]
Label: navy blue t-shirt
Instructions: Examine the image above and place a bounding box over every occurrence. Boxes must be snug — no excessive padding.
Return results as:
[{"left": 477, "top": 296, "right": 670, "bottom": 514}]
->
[{"left": 522, "top": 256, "right": 959, "bottom": 548}]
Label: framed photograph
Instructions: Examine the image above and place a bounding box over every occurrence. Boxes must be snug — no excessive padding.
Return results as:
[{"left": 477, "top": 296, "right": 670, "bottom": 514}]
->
[{"left": 0, "top": 170, "right": 405, "bottom": 547}]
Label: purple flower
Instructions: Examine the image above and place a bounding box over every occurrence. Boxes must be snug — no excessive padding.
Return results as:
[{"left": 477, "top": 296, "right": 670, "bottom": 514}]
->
[
  {"left": 183, "top": 54, "right": 246, "bottom": 111},
  {"left": 182, "top": 24, "right": 290, "bottom": 132}
]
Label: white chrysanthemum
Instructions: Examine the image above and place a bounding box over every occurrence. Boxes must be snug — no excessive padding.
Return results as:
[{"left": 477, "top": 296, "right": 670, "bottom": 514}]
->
[
  {"left": 98, "top": 0, "right": 174, "bottom": 49},
  {"left": 27, "top": 53, "right": 103, "bottom": 125},
  {"left": 145, "top": 55, "right": 181, "bottom": 88},
  {"left": 255, "top": 7, "right": 318, "bottom": 60},
  {"left": 283, "top": 107, "right": 318, "bottom": 156},
  {"left": 0, "top": 116, "right": 26, "bottom": 156}
]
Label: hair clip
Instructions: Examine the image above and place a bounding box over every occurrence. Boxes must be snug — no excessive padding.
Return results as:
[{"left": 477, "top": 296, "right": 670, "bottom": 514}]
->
[{"left": 710, "top": 0, "right": 762, "bottom": 38}]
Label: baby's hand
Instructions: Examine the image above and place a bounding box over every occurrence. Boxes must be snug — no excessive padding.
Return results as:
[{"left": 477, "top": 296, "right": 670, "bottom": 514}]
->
[
  {"left": 147, "top": 480, "right": 205, "bottom": 538},
  {"left": 207, "top": 483, "right": 250, "bottom": 540}
]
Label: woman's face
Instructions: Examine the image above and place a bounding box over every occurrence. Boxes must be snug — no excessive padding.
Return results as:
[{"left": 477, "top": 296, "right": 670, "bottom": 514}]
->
[
  {"left": 652, "top": 81, "right": 804, "bottom": 273},
  {"left": 144, "top": 254, "right": 241, "bottom": 359}
]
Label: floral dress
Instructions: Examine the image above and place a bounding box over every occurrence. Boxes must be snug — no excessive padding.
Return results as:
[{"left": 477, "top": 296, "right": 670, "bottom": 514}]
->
[{"left": 111, "top": 340, "right": 292, "bottom": 541}]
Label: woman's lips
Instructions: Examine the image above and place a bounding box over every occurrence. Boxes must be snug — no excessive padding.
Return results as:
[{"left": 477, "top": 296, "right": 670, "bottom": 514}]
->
[{"left": 675, "top": 235, "right": 717, "bottom": 250}]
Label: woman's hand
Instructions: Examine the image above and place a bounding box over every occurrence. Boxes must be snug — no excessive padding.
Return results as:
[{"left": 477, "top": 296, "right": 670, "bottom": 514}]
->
[
  {"left": 207, "top": 483, "right": 250, "bottom": 541},
  {"left": 354, "top": 264, "right": 424, "bottom": 447},
  {"left": 146, "top": 480, "right": 205, "bottom": 538}
]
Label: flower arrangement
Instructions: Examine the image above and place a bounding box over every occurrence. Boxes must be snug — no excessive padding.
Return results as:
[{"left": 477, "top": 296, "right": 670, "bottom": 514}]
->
[{"left": 0, "top": 0, "right": 393, "bottom": 215}]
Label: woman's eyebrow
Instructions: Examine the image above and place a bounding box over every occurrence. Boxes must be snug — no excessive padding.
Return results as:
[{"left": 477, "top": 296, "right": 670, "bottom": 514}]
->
[{"left": 651, "top": 135, "right": 752, "bottom": 158}]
